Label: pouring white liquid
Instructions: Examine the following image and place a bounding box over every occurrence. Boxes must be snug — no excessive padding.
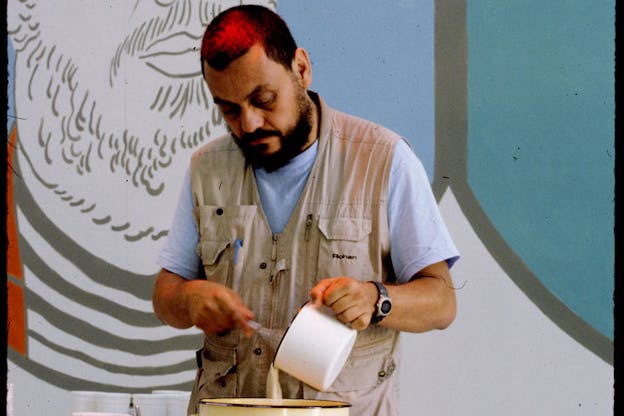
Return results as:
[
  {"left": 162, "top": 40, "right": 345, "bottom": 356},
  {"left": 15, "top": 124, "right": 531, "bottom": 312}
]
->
[
  {"left": 266, "top": 363, "right": 283, "bottom": 400},
  {"left": 248, "top": 321, "right": 283, "bottom": 400}
]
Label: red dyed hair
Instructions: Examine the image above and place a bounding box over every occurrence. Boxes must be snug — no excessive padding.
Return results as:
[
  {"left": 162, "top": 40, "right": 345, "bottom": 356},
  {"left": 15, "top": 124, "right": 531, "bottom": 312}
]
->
[{"left": 201, "top": 5, "right": 297, "bottom": 72}]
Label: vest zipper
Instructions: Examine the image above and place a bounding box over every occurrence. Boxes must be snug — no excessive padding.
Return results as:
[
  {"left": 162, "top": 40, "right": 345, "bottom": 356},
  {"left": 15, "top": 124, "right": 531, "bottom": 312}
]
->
[
  {"left": 304, "top": 214, "right": 313, "bottom": 241},
  {"left": 269, "top": 234, "right": 278, "bottom": 284},
  {"left": 271, "top": 234, "right": 278, "bottom": 261},
  {"left": 303, "top": 214, "right": 314, "bottom": 297},
  {"left": 269, "top": 234, "right": 279, "bottom": 329}
]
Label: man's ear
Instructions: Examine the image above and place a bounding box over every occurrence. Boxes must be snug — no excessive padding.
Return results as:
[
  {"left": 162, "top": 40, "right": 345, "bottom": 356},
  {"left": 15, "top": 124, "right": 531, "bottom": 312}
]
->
[{"left": 292, "top": 47, "right": 313, "bottom": 88}]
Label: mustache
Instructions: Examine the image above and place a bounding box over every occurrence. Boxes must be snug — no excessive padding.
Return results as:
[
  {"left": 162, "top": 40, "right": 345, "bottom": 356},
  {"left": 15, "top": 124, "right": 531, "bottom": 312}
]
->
[{"left": 239, "top": 129, "right": 283, "bottom": 143}]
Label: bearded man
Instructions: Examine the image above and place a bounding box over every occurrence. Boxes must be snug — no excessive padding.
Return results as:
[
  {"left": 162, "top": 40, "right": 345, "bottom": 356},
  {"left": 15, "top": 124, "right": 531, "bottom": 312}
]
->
[{"left": 153, "top": 5, "right": 459, "bottom": 416}]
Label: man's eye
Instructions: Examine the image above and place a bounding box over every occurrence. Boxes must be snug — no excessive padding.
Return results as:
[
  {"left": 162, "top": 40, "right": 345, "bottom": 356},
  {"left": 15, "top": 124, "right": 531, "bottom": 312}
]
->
[
  {"left": 252, "top": 93, "right": 275, "bottom": 108},
  {"left": 219, "top": 105, "right": 239, "bottom": 116}
]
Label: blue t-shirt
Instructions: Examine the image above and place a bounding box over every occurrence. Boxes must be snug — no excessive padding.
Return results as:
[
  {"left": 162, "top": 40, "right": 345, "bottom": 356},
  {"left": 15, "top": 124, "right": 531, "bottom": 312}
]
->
[{"left": 158, "top": 139, "right": 459, "bottom": 282}]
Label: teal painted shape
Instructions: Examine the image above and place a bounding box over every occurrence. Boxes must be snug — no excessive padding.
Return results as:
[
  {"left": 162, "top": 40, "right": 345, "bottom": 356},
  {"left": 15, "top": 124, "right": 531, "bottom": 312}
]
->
[{"left": 467, "top": 1, "right": 614, "bottom": 338}]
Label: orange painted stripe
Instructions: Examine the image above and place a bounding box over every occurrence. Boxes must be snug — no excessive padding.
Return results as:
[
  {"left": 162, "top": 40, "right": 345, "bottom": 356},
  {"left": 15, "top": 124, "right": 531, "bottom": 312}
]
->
[
  {"left": 6, "top": 125, "right": 23, "bottom": 279},
  {"left": 7, "top": 124, "right": 27, "bottom": 354},
  {"left": 7, "top": 280, "right": 27, "bottom": 354}
]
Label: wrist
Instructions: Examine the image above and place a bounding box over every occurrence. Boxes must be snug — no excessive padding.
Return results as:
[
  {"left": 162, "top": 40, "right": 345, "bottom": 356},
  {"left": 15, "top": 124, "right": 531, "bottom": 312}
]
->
[
  {"left": 369, "top": 281, "right": 392, "bottom": 323},
  {"left": 366, "top": 281, "right": 379, "bottom": 312}
]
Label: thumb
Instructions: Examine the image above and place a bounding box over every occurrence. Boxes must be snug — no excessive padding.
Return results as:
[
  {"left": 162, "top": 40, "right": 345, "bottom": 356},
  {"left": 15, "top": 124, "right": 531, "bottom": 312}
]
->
[{"left": 309, "top": 278, "right": 336, "bottom": 307}]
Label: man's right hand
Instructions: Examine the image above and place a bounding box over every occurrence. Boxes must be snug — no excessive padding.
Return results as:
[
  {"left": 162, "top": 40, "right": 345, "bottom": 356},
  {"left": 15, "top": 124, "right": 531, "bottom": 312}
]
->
[
  {"left": 152, "top": 269, "right": 256, "bottom": 337},
  {"left": 184, "top": 278, "right": 256, "bottom": 336}
]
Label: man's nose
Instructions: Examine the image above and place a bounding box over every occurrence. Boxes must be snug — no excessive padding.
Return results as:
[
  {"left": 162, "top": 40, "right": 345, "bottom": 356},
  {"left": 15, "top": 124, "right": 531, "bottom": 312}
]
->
[{"left": 240, "top": 107, "right": 264, "bottom": 134}]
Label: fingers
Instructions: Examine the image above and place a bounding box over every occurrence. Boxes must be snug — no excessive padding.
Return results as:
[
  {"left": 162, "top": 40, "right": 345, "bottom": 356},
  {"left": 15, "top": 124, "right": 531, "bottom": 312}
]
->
[
  {"left": 187, "top": 281, "right": 255, "bottom": 336},
  {"left": 309, "top": 278, "right": 336, "bottom": 307},
  {"left": 233, "top": 311, "right": 257, "bottom": 338},
  {"left": 309, "top": 276, "right": 354, "bottom": 307},
  {"left": 336, "top": 309, "right": 370, "bottom": 331},
  {"left": 310, "top": 277, "right": 375, "bottom": 330},
  {"left": 332, "top": 293, "right": 374, "bottom": 330}
]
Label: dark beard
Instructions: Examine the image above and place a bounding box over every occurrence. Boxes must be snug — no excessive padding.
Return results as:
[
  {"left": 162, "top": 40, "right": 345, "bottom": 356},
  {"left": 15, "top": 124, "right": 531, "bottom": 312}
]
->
[{"left": 231, "top": 92, "right": 314, "bottom": 172}]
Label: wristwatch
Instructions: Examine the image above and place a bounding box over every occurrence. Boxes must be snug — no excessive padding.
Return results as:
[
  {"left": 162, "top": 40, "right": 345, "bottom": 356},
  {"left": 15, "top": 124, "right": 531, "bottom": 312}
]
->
[{"left": 370, "top": 281, "right": 392, "bottom": 323}]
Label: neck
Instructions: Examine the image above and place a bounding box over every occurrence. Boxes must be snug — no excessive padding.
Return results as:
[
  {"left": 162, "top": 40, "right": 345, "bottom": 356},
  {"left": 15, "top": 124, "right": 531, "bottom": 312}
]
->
[{"left": 301, "top": 91, "right": 321, "bottom": 152}]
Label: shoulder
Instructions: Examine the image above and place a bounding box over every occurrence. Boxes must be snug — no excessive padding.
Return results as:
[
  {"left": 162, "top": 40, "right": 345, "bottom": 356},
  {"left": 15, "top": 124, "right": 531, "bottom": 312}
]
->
[
  {"left": 390, "top": 139, "right": 430, "bottom": 187},
  {"left": 392, "top": 139, "right": 423, "bottom": 169},
  {"left": 330, "top": 108, "right": 401, "bottom": 148},
  {"left": 191, "top": 133, "right": 241, "bottom": 166}
]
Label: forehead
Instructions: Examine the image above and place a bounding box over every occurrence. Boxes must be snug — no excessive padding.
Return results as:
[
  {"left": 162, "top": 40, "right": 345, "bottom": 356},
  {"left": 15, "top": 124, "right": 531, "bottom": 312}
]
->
[{"left": 204, "top": 44, "right": 293, "bottom": 103}]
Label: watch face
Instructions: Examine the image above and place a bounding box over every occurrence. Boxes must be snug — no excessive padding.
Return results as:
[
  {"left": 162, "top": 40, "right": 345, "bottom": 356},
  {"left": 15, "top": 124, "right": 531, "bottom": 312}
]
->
[{"left": 381, "top": 299, "right": 392, "bottom": 314}]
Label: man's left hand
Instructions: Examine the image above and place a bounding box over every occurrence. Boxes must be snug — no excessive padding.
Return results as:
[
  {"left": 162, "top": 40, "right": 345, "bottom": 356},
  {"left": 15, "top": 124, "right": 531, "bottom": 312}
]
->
[{"left": 309, "top": 277, "right": 378, "bottom": 330}]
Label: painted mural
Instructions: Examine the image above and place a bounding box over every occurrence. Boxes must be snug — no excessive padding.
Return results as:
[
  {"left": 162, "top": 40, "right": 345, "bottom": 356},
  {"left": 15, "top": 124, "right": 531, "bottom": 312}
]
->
[
  {"left": 6, "top": 0, "right": 614, "bottom": 414},
  {"left": 6, "top": 0, "right": 274, "bottom": 392}
]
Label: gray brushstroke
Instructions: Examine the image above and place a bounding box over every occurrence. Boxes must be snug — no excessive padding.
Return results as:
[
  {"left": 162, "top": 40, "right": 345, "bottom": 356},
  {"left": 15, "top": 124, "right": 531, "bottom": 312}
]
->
[
  {"left": 8, "top": 350, "right": 195, "bottom": 393},
  {"left": 26, "top": 287, "right": 201, "bottom": 353},
  {"left": 19, "top": 238, "right": 160, "bottom": 327},
  {"left": 28, "top": 331, "right": 198, "bottom": 376}
]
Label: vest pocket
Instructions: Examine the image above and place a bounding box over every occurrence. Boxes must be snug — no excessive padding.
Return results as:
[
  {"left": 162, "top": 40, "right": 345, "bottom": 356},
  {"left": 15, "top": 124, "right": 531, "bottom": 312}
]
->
[
  {"left": 197, "top": 340, "right": 238, "bottom": 398},
  {"left": 316, "top": 216, "right": 374, "bottom": 279},
  {"left": 301, "top": 331, "right": 397, "bottom": 406},
  {"left": 198, "top": 239, "right": 232, "bottom": 286},
  {"left": 195, "top": 205, "right": 257, "bottom": 288},
  {"left": 328, "top": 333, "right": 396, "bottom": 393}
]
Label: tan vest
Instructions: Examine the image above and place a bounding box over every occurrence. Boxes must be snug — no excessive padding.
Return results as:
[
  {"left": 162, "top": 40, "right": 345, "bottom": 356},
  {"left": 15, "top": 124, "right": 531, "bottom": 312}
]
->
[{"left": 189, "top": 96, "right": 401, "bottom": 416}]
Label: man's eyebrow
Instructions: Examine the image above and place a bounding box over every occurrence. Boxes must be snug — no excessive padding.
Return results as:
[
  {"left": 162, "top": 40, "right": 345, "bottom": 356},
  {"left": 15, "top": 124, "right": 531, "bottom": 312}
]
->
[
  {"left": 212, "top": 84, "right": 272, "bottom": 105},
  {"left": 212, "top": 96, "right": 234, "bottom": 106}
]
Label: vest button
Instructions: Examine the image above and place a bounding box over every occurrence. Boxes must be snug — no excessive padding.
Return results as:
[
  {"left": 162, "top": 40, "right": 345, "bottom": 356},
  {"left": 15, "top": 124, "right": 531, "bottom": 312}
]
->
[
  {"left": 254, "top": 348, "right": 262, "bottom": 355},
  {"left": 259, "top": 262, "right": 267, "bottom": 269},
  {"left": 378, "top": 370, "right": 386, "bottom": 378},
  {"left": 216, "top": 208, "right": 224, "bottom": 215}
]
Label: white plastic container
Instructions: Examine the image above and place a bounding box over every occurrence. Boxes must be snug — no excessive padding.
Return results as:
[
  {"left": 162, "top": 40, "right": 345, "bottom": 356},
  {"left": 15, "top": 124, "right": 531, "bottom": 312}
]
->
[
  {"left": 132, "top": 393, "right": 168, "bottom": 416},
  {"left": 95, "top": 392, "right": 132, "bottom": 414},
  {"left": 273, "top": 303, "right": 357, "bottom": 391},
  {"left": 151, "top": 390, "right": 191, "bottom": 416}
]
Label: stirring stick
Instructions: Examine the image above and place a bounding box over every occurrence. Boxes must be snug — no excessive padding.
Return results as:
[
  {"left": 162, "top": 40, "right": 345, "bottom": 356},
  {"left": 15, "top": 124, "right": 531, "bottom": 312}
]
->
[{"left": 247, "top": 320, "right": 263, "bottom": 331}]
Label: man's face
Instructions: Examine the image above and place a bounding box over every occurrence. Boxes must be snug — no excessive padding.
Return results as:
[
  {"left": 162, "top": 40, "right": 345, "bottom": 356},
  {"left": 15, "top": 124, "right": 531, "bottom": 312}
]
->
[{"left": 204, "top": 44, "right": 316, "bottom": 171}]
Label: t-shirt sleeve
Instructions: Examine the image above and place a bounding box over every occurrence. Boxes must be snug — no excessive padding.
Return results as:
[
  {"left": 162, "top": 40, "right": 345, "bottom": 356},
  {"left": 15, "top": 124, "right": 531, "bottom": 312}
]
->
[
  {"left": 388, "top": 139, "right": 460, "bottom": 283},
  {"left": 157, "top": 168, "right": 202, "bottom": 280}
]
